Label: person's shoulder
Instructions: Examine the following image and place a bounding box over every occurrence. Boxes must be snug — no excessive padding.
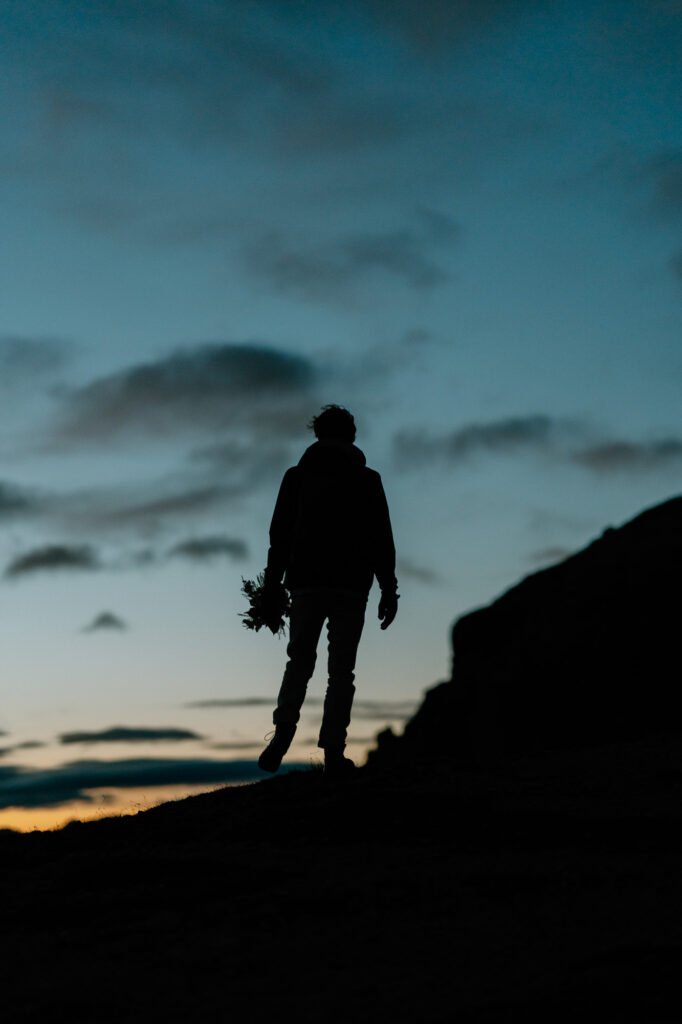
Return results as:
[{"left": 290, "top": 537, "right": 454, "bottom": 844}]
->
[{"left": 278, "top": 466, "right": 300, "bottom": 489}]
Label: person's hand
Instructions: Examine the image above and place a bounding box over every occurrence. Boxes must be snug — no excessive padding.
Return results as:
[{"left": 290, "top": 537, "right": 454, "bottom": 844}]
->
[
  {"left": 261, "top": 581, "right": 288, "bottom": 634},
  {"left": 378, "top": 590, "right": 398, "bottom": 630}
]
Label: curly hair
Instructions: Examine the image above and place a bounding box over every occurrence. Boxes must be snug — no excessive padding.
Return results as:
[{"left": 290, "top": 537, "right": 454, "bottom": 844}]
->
[{"left": 308, "top": 404, "right": 356, "bottom": 442}]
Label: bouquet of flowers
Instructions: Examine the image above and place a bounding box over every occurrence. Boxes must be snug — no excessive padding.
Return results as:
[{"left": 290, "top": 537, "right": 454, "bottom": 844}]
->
[{"left": 240, "top": 571, "right": 290, "bottom": 636}]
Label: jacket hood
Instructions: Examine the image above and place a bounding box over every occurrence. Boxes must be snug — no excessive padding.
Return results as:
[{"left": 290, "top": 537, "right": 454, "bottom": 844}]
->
[{"left": 298, "top": 440, "right": 366, "bottom": 475}]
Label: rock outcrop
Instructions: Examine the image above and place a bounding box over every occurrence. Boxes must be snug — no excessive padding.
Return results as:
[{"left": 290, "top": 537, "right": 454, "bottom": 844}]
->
[{"left": 370, "top": 494, "right": 682, "bottom": 767}]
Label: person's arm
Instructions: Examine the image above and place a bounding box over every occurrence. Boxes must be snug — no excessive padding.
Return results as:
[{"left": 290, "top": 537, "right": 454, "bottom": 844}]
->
[
  {"left": 371, "top": 473, "right": 399, "bottom": 629},
  {"left": 264, "top": 467, "right": 298, "bottom": 585}
]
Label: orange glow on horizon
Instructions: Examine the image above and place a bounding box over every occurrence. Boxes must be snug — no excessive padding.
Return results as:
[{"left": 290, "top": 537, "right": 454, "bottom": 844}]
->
[{"left": 0, "top": 782, "right": 248, "bottom": 833}]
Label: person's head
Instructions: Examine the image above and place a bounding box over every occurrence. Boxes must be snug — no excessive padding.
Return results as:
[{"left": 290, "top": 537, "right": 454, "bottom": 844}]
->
[{"left": 309, "top": 404, "right": 356, "bottom": 443}]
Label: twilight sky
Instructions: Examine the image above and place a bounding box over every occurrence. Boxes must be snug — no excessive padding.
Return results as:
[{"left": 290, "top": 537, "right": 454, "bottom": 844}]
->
[{"left": 1, "top": 0, "right": 681, "bottom": 829}]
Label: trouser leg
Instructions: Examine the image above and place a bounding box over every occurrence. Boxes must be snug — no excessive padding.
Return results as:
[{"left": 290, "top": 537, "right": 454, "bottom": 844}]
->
[
  {"left": 318, "top": 595, "right": 366, "bottom": 750},
  {"left": 273, "top": 595, "right": 325, "bottom": 727}
]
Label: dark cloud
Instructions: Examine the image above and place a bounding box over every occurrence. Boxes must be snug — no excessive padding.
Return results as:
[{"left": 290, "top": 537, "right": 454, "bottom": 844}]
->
[
  {"left": 350, "top": 700, "right": 417, "bottom": 721},
  {"left": 0, "top": 757, "right": 307, "bottom": 809},
  {"left": 274, "top": 95, "right": 411, "bottom": 156},
  {"left": 0, "top": 483, "right": 37, "bottom": 519},
  {"left": 83, "top": 612, "right": 127, "bottom": 632},
  {"left": 59, "top": 726, "right": 203, "bottom": 745},
  {"left": 402, "top": 327, "right": 433, "bottom": 345},
  {"left": 4, "top": 544, "right": 100, "bottom": 579},
  {"left": 56, "top": 343, "right": 317, "bottom": 443},
  {"left": 242, "top": 220, "right": 453, "bottom": 303},
  {"left": 186, "top": 697, "right": 282, "bottom": 709},
  {"left": 0, "top": 741, "right": 45, "bottom": 758},
  {"left": 394, "top": 415, "right": 556, "bottom": 467},
  {"left": 265, "top": 0, "right": 539, "bottom": 53},
  {"left": 206, "top": 741, "right": 263, "bottom": 751},
  {"left": 394, "top": 416, "right": 682, "bottom": 476},
  {"left": 396, "top": 557, "right": 441, "bottom": 585},
  {"left": 186, "top": 696, "right": 416, "bottom": 718},
  {"left": 0, "top": 336, "right": 69, "bottom": 384},
  {"left": 360, "top": 0, "right": 540, "bottom": 51},
  {"left": 87, "top": 484, "right": 233, "bottom": 531},
  {"left": 571, "top": 439, "right": 682, "bottom": 472},
  {"left": 168, "top": 536, "right": 249, "bottom": 562}
]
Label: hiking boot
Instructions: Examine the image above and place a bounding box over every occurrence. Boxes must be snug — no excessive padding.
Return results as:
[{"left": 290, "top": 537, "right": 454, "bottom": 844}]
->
[
  {"left": 258, "top": 723, "right": 296, "bottom": 773},
  {"left": 324, "top": 748, "right": 356, "bottom": 779}
]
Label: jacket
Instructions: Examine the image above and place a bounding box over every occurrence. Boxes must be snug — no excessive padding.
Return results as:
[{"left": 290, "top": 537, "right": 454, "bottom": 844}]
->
[{"left": 266, "top": 440, "right": 397, "bottom": 597}]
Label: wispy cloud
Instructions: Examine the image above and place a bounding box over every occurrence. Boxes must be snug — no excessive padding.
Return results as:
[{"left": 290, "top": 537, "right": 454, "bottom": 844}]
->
[
  {"left": 168, "top": 536, "right": 249, "bottom": 563},
  {"left": 186, "top": 696, "right": 417, "bottom": 720},
  {"left": 4, "top": 544, "right": 100, "bottom": 579},
  {"left": 0, "top": 482, "right": 39, "bottom": 519},
  {"left": 394, "top": 415, "right": 557, "bottom": 467},
  {"left": 396, "top": 557, "right": 441, "bottom": 585},
  {"left": 527, "top": 545, "right": 574, "bottom": 566},
  {"left": 571, "top": 439, "right": 682, "bottom": 472},
  {"left": 59, "top": 726, "right": 203, "bottom": 745},
  {"left": 0, "top": 741, "right": 45, "bottom": 758},
  {"left": 186, "top": 697, "right": 278, "bottom": 709},
  {"left": 394, "top": 416, "right": 682, "bottom": 475},
  {"left": 242, "top": 213, "right": 457, "bottom": 303},
  {"left": 0, "top": 757, "right": 307, "bottom": 809},
  {"left": 0, "top": 336, "right": 69, "bottom": 386}
]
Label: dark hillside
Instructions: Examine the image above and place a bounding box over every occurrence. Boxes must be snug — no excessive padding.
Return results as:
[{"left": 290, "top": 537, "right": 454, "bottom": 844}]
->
[
  {"left": 3, "top": 495, "right": 682, "bottom": 1022},
  {"left": 4, "top": 733, "right": 682, "bottom": 1022},
  {"left": 371, "top": 494, "right": 682, "bottom": 767}
]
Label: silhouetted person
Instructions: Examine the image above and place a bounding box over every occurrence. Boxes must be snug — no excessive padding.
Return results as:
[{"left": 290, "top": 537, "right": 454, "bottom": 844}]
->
[{"left": 258, "top": 405, "right": 398, "bottom": 777}]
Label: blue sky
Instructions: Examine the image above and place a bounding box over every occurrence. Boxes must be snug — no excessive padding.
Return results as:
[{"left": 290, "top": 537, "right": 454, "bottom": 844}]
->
[{"left": 1, "top": 0, "right": 681, "bottom": 829}]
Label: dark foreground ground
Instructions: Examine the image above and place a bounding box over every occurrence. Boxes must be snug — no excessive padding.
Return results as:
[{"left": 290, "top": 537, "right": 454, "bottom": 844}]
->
[{"left": 3, "top": 735, "right": 682, "bottom": 1023}]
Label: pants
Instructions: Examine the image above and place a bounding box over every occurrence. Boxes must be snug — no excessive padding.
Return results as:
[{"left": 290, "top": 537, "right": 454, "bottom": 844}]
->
[{"left": 273, "top": 590, "right": 367, "bottom": 750}]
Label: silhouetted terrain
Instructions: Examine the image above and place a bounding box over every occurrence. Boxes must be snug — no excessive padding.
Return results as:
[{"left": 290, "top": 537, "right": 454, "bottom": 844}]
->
[
  {"left": 3, "top": 496, "right": 682, "bottom": 1022},
  {"left": 371, "top": 494, "right": 682, "bottom": 768}
]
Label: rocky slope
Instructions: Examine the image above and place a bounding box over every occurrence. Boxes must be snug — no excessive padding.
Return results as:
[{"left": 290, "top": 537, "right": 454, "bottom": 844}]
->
[{"left": 371, "top": 494, "right": 682, "bottom": 768}]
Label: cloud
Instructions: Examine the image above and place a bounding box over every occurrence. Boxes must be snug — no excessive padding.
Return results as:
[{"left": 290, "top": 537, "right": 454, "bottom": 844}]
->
[
  {"left": 59, "top": 726, "right": 203, "bottom": 745},
  {"left": 168, "top": 536, "right": 249, "bottom": 562},
  {"left": 83, "top": 612, "right": 128, "bottom": 632},
  {"left": 186, "top": 695, "right": 416, "bottom": 717},
  {"left": 206, "top": 741, "right": 263, "bottom": 751},
  {"left": 396, "top": 557, "right": 441, "bottom": 585},
  {"left": 186, "top": 697, "right": 280, "bottom": 709},
  {"left": 527, "top": 546, "right": 574, "bottom": 566},
  {"left": 571, "top": 439, "right": 682, "bottom": 472},
  {"left": 4, "top": 544, "right": 100, "bottom": 579},
  {"left": 0, "top": 741, "right": 45, "bottom": 758},
  {"left": 0, "top": 757, "right": 307, "bottom": 809},
  {"left": 84, "top": 484, "right": 233, "bottom": 531},
  {"left": 0, "top": 482, "right": 38, "bottom": 520},
  {"left": 55, "top": 343, "right": 318, "bottom": 444},
  {"left": 242, "top": 218, "right": 454, "bottom": 303},
  {"left": 0, "top": 336, "right": 69, "bottom": 385},
  {"left": 358, "top": 0, "right": 541, "bottom": 51},
  {"left": 394, "top": 416, "right": 682, "bottom": 476},
  {"left": 350, "top": 700, "right": 417, "bottom": 721},
  {"left": 394, "top": 415, "right": 557, "bottom": 467},
  {"left": 273, "top": 94, "right": 412, "bottom": 156}
]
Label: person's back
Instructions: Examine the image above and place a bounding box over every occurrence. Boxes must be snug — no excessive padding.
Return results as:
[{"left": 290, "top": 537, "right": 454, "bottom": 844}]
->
[{"left": 258, "top": 405, "right": 398, "bottom": 776}]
